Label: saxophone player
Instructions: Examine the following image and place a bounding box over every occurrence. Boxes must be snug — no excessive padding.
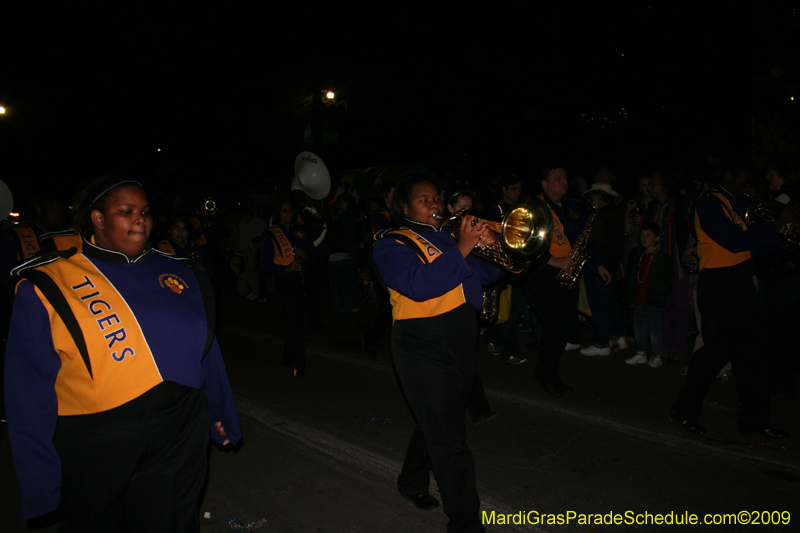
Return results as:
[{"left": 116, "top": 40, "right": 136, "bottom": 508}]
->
[{"left": 524, "top": 166, "right": 600, "bottom": 397}]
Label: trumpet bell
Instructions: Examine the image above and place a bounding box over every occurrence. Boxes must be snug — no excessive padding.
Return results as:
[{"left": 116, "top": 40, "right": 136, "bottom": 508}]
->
[
  {"left": 447, "top": 196, "right": 553, "bottom": 273},
  {"left": 502, "top": 197, "right": 553, "bottom": 264},
  {"left": 744, "top": 198, "right": 800, "bottom": 255},
  {"left": 744, "top": 199, "right": 781, "bottom": 226}
]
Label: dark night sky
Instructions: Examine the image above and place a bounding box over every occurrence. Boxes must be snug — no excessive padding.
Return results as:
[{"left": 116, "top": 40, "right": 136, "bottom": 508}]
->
[{"left": 0, "top": 2, "right": 796, "bottom": 202}]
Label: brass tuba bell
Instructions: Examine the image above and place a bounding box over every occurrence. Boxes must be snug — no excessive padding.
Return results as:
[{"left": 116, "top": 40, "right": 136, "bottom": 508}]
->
[
  {"left": 444, "top": 196, "right": 553, "bottom": 273},
  {"left": 744, "top": 199, "right": 800, "bottom": 254}
]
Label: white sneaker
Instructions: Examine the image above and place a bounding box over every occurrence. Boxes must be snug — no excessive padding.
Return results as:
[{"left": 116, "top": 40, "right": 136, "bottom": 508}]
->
[
  {"left": 625, "top": 352, "right": 648, "bottom": 365},
  {"left": 648, "top": 356, "right": 663, "bottom": 368},
  {"left": 611, "top": 337, "right": 628, "bottom": 350},
  {"left": 565, "top": 342, "right": 581, "bottom": 351},
  {"left": 580, "top": 345, "right": 611, "bottom": 356},
  {"left": 716, "top": 362, "right": 731, "bottom": 381}
]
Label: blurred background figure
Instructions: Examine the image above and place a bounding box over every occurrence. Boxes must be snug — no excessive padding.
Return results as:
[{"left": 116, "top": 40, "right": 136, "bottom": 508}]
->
[
  {"left": 156, "top": 214, "right": 213, "bottom": 275},
  {"left": 580, "top": 182, "right": 627, "bottom": 357},
  {"left": 237, "top": 201, "right": 267, "bottom": 300},
  {"left": 262, "top": 199, "right": 318, "bottom": 376},
  {"left": 325, "top": 195, "right": 362, "bottom": 315},
  {"left": 754, "top": 155, "right": 800, "bottom": 393}
]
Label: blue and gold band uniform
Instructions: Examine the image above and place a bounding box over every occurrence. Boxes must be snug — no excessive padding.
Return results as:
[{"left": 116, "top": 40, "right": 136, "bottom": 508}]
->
[
  {"left": 261, "top": 222, "right": 317, "bottom": 375},
  {"left": 694, "top": 190, "right": 753, "bottom": 271},
  {"left": 4, "top": 233, "right": 241, "bottom": 520},
  {"left": 39, "top": 227, "right": 83, "bottom": 254},
  {"left": 367, "top": 208, "right": 391, "bottom": 244},
  {"left": 0, "top": 222, "right": 43, "bottom": 280},
  {"left": 672, "top": 184, "right": 781, "bottom": 431},
  {"left": 373, "top": 219, "right": 503, "bottom": 533}
]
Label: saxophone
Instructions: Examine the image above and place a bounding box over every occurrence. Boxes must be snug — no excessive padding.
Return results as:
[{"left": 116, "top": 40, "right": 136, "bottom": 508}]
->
[
  {"left": 556, "top": 212, "right": 597, "bottom": 289},
  {"left": 479, "top": 281, "right": 505, "bottom": 326}
]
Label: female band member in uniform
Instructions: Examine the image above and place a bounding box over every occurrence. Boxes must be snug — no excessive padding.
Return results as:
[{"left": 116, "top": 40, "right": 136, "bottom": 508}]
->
[
  {"left": 4, "top": 176, "right": 241, "bottom": 532},
  {"left": 373, "top": 175, "right": 503, "bottom": 533},
  {"left": 261, "top": 199, "right": 317, "bottom": 376},
  {"left": 156, "top": 214, "right": 213, "bottom": 274}
]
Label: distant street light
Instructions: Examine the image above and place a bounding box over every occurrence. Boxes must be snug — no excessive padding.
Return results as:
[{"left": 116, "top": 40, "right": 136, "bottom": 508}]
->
[
  {"left": 321, "top": 90, "right": 348, "bottom": 111},
  {"left": 0, "top": 106, "right": 6, "bottom": 114}
]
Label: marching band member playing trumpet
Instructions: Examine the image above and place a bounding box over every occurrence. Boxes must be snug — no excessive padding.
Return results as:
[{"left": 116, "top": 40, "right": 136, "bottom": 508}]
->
[{"left": 373, "top": 175, "right": 503, "bottom": 533}]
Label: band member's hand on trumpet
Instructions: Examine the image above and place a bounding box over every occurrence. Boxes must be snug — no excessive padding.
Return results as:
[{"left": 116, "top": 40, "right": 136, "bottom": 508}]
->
[{"left": 456, "top": 213, "right": 492, "bottom": 258}]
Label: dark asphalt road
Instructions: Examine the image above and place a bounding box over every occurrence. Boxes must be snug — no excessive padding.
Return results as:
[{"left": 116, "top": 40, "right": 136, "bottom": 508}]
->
[{"left": 3, "top": 289, "right": 799, "bottom": 532}]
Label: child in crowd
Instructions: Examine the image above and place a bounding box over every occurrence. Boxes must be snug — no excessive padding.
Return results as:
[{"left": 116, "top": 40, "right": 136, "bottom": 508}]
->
[{"left": 624, "top": 222, "right": 672, "bottom": 368}]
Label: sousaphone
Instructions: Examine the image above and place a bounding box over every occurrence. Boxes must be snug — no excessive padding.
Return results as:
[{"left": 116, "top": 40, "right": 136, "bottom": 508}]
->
[
  {"left": 292, "top": 151, "right": 331, "bottom": 200},
  {"left": 0, "top": 179, "right": 13, "bottom": 220}
]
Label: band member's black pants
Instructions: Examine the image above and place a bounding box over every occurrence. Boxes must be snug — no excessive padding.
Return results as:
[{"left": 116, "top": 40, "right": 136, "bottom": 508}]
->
[
  {"left": 673, "top": 262, "right": 770, "bottom": 428},
  {"left": 392, "top": 304, "right": 484, "bottom": 533},
  {"left": 275, "top": 276, "right": 306, "bottom": 374},
  {"left": 525, "top": 265, "right": 578, "bottom": 388},
  {"left": 54, "top": 383, "right": 208, "bottom": 533}
]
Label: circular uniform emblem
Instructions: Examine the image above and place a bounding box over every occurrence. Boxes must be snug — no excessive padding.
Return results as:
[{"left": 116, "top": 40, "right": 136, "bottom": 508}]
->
[{"left": 158, "top": 273, "right": 189, "bottom": 294}]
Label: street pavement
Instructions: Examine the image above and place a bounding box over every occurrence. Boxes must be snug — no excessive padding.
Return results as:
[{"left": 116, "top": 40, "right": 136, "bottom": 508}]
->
[{"left": 2, "top": 287, "right": 799, "bottom": 532}]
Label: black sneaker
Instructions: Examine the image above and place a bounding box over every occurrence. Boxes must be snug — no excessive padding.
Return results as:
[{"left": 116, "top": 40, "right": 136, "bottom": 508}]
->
[{"left": 473, "top": 412, "right": 500, "bottom": 425}]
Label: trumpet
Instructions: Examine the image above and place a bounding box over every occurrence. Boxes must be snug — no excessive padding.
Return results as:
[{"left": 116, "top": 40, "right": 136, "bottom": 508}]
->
[{"left": 436, "top": 197, "right": 553, "bottom": 273}]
